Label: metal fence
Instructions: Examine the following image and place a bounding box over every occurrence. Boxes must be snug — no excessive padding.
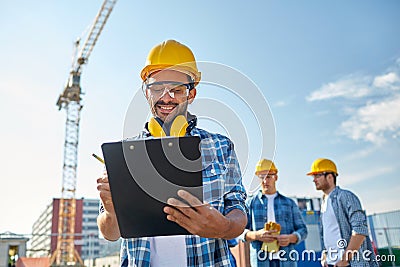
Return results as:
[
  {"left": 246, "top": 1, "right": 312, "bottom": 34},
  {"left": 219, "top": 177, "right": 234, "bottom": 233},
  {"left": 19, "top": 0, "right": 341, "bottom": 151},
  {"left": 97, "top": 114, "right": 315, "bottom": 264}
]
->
[{"left": 368, "top": 210, "right": 400, "bottom": 267}]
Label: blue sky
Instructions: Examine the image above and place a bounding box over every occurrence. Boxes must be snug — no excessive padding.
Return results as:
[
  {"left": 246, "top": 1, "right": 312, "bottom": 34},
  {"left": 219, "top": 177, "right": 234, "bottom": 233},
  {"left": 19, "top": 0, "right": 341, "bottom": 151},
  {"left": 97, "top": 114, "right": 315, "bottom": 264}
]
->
[{"left": 1, "top": 0, "right": 399, "bottom": 235}]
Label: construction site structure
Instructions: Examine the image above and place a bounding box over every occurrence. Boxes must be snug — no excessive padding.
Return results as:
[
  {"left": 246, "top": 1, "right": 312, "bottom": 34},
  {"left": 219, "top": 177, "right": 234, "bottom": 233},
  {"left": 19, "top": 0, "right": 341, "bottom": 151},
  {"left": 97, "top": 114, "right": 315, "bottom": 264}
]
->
[{"left": 51, "top": 1, "right": 117, "bottom": 266}]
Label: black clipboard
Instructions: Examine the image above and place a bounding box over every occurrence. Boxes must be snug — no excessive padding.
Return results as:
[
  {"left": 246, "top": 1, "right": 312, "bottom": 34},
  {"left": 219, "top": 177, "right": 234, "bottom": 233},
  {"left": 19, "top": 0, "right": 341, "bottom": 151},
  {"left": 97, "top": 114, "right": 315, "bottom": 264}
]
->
[{"left": 101, "top": 136, "right": 203, "bottom": 238}]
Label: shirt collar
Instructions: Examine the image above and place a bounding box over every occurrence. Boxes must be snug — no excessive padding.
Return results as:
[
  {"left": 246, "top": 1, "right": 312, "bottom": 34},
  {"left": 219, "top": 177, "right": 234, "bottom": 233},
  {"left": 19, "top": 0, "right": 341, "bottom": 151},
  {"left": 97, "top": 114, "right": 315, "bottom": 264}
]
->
[
  {"left": 257, "top": 190, "right": 280, "bottom": 200},
  {"left": 323, "top": 186, "right": 339, "bottom": 200}
]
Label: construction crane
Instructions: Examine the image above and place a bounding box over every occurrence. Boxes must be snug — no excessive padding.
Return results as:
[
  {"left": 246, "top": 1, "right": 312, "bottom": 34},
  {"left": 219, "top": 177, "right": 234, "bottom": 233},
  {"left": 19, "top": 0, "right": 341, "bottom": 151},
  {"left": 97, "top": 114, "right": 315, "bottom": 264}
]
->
[{"left": 50, "top": 1, "right": 117, "bottom": 266}]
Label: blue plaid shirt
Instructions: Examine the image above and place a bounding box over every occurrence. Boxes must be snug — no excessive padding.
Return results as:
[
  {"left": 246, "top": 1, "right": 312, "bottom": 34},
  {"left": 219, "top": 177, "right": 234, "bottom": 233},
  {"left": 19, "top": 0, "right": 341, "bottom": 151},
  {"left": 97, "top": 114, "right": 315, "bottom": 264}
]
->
[
  {"left": 105, "top": 117, "right": 247, "bottom": 267},
  {"left": 321, "top": 186, "right": 378, "bottom": 267},
  {"left": 240, "top": 191, "right": 308, "bottom": 267}
]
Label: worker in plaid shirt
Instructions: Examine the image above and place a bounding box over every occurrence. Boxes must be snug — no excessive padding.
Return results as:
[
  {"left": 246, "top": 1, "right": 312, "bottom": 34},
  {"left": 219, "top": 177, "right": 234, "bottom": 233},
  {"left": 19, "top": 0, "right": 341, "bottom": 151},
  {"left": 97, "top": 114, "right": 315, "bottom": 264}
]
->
[
  {"left": 240, "top": 159, "right": 308, "bottom": 267},
  {"left": 97, "top": 40, "right": 247, "bottom": 266},
  {"left": 307, "top": 158, "right": 378, "bottom": 267}
]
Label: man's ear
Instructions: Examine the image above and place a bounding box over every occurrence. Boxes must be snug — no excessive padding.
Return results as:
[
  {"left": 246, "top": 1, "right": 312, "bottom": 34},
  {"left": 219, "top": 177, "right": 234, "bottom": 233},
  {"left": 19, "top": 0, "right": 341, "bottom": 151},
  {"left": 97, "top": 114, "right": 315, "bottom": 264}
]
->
[
  {"left": 327, "top": 174, "right": 334, "bottom": 185},
  {"left": 188, "top": 88, "right": 196, "bottom": 104}
]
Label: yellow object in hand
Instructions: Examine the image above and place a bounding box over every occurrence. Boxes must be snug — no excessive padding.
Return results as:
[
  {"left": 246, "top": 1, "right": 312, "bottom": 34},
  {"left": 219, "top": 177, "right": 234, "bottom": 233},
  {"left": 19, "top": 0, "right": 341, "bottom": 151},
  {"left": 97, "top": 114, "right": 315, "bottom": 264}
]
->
[
  {"left": 92, "top": 153, "right": 105, "bottom": 164},
  {"left": 261, "top": 221, "right": 281, "bottom": 252}
]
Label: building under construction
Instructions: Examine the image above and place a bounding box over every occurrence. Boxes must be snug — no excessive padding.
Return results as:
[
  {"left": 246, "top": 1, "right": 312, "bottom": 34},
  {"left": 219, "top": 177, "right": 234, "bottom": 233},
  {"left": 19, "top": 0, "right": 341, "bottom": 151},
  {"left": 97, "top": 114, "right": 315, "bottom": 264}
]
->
[{"left": 28, "top": 199, "right": 100, "bottom": 262}]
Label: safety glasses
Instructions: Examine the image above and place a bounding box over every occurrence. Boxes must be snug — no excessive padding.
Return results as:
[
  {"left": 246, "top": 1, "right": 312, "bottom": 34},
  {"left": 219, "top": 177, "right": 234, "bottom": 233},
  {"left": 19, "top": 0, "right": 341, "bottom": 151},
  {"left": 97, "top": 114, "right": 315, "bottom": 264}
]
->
[{"left": 142, "top": 81, "right": 194, "bottom": 98}]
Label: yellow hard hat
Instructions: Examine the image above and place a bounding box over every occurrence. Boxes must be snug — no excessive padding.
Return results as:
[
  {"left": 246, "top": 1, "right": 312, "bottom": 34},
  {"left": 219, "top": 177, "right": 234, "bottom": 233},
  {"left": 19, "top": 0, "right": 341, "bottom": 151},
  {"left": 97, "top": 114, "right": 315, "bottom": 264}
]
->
[
  {"left": 255, "top": 159, "right": 278, "bottom": 175},
  {"left": 307, "top": 158, "right": 338, "bottom": 176},
  {"left": 140, "top": 39, "right": 201, "bottom": 84}
]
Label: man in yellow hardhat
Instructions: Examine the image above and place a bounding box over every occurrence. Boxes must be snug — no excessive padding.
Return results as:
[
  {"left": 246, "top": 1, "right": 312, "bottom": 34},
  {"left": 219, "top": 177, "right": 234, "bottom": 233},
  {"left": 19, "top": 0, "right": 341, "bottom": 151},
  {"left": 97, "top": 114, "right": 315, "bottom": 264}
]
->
[
  {"left": 97, "top": 40, "right": 247, "bottom": 266},
  {"left": 307, "top": 158, "right": 378, "bottom": 267},
  {"left": 240, "top": 159, "right": 308, "bottom": 267}
]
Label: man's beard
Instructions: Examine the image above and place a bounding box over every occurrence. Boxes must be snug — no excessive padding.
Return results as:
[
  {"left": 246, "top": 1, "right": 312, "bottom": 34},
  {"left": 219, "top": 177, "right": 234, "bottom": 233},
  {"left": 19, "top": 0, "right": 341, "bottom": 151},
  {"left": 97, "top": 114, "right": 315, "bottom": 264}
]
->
[{"left": 151, "top": 100, "right": 188, "bottom": 123}]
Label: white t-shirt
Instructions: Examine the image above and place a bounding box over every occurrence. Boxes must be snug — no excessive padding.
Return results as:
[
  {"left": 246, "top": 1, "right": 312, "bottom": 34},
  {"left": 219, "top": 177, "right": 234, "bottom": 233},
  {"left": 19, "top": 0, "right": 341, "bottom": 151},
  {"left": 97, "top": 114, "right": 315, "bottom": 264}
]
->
[
  {"left": 149, "top": 235, "right": 187, "bottom": 266},
  {"left": 264, "top": 192, "right": 279, "bottom": 259},
  {"left": 321, "top": 193, "right": 344, "bottom": 265},
  {"left": 265, "top": 193, "right": 277, "bottom": 223}
]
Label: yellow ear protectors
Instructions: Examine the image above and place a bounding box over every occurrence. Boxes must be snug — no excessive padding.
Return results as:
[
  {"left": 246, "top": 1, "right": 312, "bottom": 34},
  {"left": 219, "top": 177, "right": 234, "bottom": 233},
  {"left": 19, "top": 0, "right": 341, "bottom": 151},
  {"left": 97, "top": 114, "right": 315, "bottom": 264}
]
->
[
  {"left": 170, "top": 115, "right": 189, "bottom": 137},
  {"left": 148, "top": 115, "right": 189, "bottom": 137},
  {"left": 148, "top": 117, "right": 166, "bottom": 137}
]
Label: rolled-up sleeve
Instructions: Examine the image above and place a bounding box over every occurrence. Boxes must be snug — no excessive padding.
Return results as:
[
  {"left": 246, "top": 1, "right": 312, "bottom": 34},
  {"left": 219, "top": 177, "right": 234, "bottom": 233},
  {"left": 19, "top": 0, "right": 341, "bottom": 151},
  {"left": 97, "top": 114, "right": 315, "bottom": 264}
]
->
[{"left": 344, "top": 191, "right": 369, "bottom": 236}]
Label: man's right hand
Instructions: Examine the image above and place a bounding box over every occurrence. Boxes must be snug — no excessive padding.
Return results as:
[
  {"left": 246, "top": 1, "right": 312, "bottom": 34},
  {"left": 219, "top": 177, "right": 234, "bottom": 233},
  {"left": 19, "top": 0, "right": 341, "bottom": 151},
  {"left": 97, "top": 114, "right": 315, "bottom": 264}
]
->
[
  {"left": 247, "top": 229, "right": 278, "bottom": 242},
  {"left": 96, "top": 170, "right": 115, "bottom": 213},
  {"left": 321, "top": 251, "right": 328, "bottom": 267}
]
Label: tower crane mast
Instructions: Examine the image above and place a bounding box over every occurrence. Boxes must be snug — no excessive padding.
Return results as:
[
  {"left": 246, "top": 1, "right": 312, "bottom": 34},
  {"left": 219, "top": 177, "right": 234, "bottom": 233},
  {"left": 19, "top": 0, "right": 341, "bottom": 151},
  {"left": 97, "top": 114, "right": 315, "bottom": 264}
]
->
[{"left": 51, "top": 1, "right": 117, "bottom": 266}]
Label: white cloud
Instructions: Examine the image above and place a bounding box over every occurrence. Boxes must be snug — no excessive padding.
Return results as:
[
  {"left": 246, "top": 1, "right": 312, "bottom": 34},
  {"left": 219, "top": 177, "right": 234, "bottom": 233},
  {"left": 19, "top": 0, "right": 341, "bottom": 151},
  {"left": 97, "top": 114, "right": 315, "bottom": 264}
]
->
[
  {"left": 274, "top": 100, "right": 287, "bottom": 107},
  {"left": 306, "top": 74, "right": 371, "bottom": 101},
  {"left": 343, "top": 146, "right": 377, "bottom": 161},
  {"left": 340, "top": 165, "right": 395, "bottom": 186},
  {"left": 307, "top": 58, "right": 400, "bottom": 144},
  {"left": 340, "top": 95, "right": 400, "bottom": 144},
  {"left": 373, "top": 72, "right": 400, "bottom": 90}
]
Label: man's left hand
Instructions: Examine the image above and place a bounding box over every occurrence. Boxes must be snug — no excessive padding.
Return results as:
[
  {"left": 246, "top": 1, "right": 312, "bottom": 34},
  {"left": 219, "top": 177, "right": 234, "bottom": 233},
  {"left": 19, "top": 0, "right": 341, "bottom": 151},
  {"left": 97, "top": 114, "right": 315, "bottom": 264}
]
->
[
  {"left": 276, "top": 234, "right": 298, "bottom": 247},
  {"left": 163, "top": 190, "right": 230, "bottom": 238},
  {"left": 276, "top": 234, "right": 291, "bottom": 247}
]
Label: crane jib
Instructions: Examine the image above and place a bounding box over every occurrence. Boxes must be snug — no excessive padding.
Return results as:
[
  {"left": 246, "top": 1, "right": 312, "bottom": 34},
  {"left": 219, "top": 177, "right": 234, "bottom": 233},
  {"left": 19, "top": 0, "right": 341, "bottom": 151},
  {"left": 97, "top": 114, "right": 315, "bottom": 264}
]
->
[{"left": 51, "top": 0, "right": 117, "bottom": 266}]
